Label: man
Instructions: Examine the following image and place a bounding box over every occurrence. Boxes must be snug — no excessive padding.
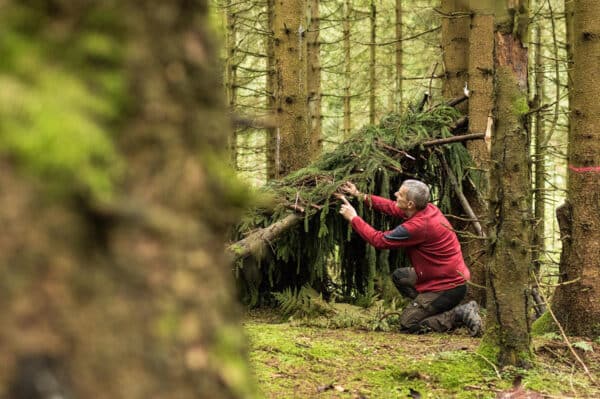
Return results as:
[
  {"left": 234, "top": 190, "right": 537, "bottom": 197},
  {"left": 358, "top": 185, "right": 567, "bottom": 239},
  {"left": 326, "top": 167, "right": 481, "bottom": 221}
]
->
[{"left": 338, "top": 179, "right": 482, "bottom": 336}]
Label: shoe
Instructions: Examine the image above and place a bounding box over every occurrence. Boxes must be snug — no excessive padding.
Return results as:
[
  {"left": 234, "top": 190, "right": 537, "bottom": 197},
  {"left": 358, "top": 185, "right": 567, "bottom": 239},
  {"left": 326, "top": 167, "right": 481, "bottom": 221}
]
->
[{"left": 454, "top": 301, "right": 482, "bottom": 337}]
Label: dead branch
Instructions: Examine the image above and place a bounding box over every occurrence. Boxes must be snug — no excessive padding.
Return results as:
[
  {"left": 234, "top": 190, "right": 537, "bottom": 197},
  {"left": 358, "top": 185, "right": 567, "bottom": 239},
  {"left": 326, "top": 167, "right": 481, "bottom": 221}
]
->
[
  {"left": 228, "top": 213, "right": 302, "bottom": 260},
  {"left": 423, "top": 132, "right": 485, "bottom": 147},
  {"left": 439, "top": 155, "right": 485, "bottom": 237}
]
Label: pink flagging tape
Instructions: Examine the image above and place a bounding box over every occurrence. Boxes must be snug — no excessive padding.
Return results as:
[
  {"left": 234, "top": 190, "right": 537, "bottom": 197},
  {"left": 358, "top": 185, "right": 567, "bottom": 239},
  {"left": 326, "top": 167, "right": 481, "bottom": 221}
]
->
[{"left": 568, "top": 164, "right": 600, "bottom": 173}]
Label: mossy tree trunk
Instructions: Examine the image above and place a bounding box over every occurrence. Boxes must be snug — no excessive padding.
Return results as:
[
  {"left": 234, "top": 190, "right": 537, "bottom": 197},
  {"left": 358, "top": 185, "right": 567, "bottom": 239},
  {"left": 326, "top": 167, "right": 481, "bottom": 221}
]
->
[
  {"left": 0, "top": 1, "right": 255, "bottom": 398},
  {"left": 464, "top": 0, "right": 494, "bottom": 306},
  {"left": 272, "top": 0, "right": 310, "bottom": 177},
  {"left": 483, "top": 0, "right": 533, "bottom": 368},
  {"left": 552, "top": 0, "right": 600, "bottom": 337}
]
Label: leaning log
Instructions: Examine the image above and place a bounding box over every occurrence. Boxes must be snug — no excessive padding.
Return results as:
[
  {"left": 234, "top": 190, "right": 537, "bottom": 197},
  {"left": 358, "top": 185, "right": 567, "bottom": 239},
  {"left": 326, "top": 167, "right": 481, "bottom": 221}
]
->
[{"left": 228, "top": 213, "right": 302, "bottom": 260}]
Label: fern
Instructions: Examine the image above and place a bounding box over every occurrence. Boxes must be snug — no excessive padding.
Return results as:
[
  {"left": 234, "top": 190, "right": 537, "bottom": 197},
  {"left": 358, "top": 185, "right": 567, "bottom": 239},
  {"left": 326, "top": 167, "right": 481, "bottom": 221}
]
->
[{"left": 274, "top": 285, "right": 335, "bottom": 318}]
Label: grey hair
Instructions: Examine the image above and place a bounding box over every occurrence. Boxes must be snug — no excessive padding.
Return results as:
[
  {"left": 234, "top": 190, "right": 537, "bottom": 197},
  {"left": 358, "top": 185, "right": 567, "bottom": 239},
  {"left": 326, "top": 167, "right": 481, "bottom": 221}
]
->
[{"left": 401, "top": 180, "right": 430, "bottom": 210}]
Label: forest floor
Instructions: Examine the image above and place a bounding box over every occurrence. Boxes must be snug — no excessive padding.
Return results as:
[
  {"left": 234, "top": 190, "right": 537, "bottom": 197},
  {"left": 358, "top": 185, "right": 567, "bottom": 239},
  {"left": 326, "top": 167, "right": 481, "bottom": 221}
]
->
[{"left": 244, "top": 309, "right": 600, "bottom": 399}]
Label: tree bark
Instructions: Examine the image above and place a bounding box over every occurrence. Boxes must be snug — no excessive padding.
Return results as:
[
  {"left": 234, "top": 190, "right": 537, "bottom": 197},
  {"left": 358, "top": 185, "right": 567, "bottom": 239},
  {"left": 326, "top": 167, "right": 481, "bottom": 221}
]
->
[
  {"left": 307, "top": 0, "right": 322, "bottom": 155},
  {"left": 532, "top": 25, "right": 547, "bottom": 318},
  {"left": 441, "top": 0, "right": 469, "bottom": 114},
  {"left": 0, "top": 1, "right": 255, "bottom": 397},
  {"left": 369, "top": 0, "right": 377, "bottom": 125},
  {"left": 484, "top": 0, "right": 533, "bottom": 368},
  {"left": 343, "top": 0, "right": 352, "bottom": 139},
  {"left": 266, "top": 0, "right": 278, "bottom": 180},
  {"left": 553, "top": 0, "right": 600, "bottom": 337},
  {"left": 395, "top": 0, "right": 403, "bottom": 113},
  {"left": 272, "top": 0, "right": 309, "bottom": 177},
  {"left": 464, "top": 0, "right": 494, "bottom": 306}
]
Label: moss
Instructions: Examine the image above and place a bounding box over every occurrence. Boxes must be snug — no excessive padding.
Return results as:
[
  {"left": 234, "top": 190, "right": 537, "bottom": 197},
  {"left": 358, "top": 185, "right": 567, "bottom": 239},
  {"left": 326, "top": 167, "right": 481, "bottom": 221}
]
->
[
  {"left": 531, "top": 312, "right": 558, "bottom": 335},
  {"left": 245, "top": 315, "right": 600, "bottom": 398}
]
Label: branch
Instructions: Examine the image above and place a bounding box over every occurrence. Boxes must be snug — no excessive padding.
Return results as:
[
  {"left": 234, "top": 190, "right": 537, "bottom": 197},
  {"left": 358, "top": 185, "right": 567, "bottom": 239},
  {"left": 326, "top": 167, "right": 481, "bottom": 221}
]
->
[
  {"left": 439, "top": 155, "right": 485, "bottom": 238},
  {"left": 423, "top": 132, "right": 484, "bottom": 147},
  {"left": 227, "top": 213, "right": 302, "bottom": 260}
]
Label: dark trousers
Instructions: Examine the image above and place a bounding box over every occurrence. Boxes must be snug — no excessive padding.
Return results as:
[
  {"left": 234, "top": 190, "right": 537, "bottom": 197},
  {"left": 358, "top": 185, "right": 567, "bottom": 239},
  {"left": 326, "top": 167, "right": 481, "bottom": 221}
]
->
[{"left": 392, "top": 267, "right": 466, "bottom": 333}]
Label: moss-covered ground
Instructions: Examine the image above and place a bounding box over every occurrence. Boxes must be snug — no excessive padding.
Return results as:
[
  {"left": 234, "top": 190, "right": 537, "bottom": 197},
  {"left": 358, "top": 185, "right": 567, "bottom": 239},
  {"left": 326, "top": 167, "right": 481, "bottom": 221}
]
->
[{"left": 245, "top": 310, "right": 600, "bottom": 398}]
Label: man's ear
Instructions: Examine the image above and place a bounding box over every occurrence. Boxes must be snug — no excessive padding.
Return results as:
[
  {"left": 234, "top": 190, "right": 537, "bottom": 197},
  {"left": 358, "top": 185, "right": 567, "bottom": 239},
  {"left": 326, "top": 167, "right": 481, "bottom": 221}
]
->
[{"left": 407, "top": 201, "right": 415, "bottom": 209}]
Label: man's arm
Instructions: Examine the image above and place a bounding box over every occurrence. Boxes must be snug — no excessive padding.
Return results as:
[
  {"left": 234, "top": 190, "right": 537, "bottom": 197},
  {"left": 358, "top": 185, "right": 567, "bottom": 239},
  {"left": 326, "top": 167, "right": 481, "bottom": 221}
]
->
[
  {"left": 351, "top": 217, "right": 425, "bottom": 250},
  {"left": 340, "top": 181, "right": 406, "bottom": 219}
]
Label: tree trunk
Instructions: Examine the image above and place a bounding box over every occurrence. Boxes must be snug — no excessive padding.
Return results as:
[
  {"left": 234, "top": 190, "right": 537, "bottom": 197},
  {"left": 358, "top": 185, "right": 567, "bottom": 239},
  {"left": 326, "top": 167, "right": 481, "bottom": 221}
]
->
[
  {"left": 395, "top": 0, "right": 403, "bottom": 113},
  {"left": 307, "top": 0, "right": 322, "bottom": 155},
  {"left": 0, "top": 1, "right": 255, "bottom": 397},
  {"left": 369, "top": 0, "right": 377, "bottom": 125},
  {"left": 532, "top": 25, "right": 546, "bottom": 318},
  {"left": 343, "top": 0, "right": 352, "bottom": 139},
  {"left": 266, "top": 0, "right": 278, "bottom": 180},
  {"left": 464, "top": 0, "right": 494, "bottom": 306},
  {"left": 483, "top": 0, "right": 532, "bottom": 368},
  {"left": 272, "top": 0, "right": 310, "bottom": 177},
  {"left": 225, "top": 0, "right": 238, "bottom": 168},
  {"left": 553, "top": 0, "right": 600, "bottom": 337},
  {"left": 441, "top": 0, "right": 469, "bottom": 113}
]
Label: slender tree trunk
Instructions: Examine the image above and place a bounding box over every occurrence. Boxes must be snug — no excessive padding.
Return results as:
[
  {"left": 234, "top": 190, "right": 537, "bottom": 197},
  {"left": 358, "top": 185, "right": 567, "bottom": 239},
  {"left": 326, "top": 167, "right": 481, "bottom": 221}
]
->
[
  {"left": 343, "top": 0, "right": 352, "bottom": 139},
  {"left": 484, "top": 0, "right": 532, "bottom": 367},
  {"left": 395, "top": 0, "right": 403, "bottom": 113},
  {"left": 464, "top": 0, "right": 494, "bottom": 306},
  {"left": 532, "top": 25, "right": 546, "bottom": 317},
  {"left": 553, "top": 0, "right": 600, "bottom": 337},
  {"left": 369, "top": 0, "right": 377, "bottom": 125},
  {"left": 307, "top": 0, "right": 322, "bottom": 155},
  {"left": 266, "top": 0, "right": 278, "bottom": 180},
  {"left": 441, "top": 0, "right": 469, "bottom": 113},
  {"left": 225, "top": 0, "right": 238, "bottom": 168}
]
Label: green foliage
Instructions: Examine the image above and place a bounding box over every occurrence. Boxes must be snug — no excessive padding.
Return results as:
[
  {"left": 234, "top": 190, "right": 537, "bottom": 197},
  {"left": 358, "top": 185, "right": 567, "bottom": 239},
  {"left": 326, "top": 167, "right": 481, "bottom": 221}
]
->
[
  {"left": 274, "top": 285, "right": 335, "bottom": 319},
  {"left": 235, "top": 104, "right": 478, "bottom": 304},
  {"left": 0, "top": 4, "right": 126, "bottom": 200}
]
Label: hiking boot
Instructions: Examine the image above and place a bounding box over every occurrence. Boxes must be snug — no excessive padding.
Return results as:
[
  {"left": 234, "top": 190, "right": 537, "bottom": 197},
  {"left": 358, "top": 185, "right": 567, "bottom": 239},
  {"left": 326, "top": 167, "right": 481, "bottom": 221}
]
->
[{"left": 454, "top": 301, "right": 482, "bottom": 337}]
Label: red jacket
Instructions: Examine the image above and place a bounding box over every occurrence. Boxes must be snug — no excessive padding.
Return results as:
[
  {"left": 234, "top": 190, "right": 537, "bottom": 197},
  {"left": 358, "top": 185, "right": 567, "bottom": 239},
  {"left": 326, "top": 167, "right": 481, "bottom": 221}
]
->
[{"left": 350, "top": 195, "right": 470, "bottom": 293}]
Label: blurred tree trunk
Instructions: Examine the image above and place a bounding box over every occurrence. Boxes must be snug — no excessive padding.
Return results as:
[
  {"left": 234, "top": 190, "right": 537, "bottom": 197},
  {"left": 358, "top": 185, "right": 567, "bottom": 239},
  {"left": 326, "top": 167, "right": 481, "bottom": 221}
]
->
[
  {"left": 307, "top": 0, "right": 322, "bottom": 155},
  {"left": 483, "top": 0, "right": 533, "bottom": 367},
  {"left": 0, "top": 1, "right": 255, "bottom": 398},
  {"left": 463, "top": 0, "right": 493, "bottom": 306},
  {"left": 272, "top": 0, "right": 309, "bottom": 177},
  {"left": 552, "top": 0, "right": 600, "bottom": 337}
]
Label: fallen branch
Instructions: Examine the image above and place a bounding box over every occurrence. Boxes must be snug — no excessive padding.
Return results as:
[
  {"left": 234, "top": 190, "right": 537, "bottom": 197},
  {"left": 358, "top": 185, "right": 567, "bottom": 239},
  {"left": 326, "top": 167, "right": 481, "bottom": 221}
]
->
[{"left": 228, "top": 213, "right": 302, "bottom": 260}]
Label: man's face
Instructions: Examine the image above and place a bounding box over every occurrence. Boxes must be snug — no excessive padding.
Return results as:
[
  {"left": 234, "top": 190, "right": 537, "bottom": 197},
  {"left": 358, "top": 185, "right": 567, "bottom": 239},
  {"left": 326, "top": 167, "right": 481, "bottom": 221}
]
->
[{"left": 394, "top": 185, "right": 414, "bottom": 211}]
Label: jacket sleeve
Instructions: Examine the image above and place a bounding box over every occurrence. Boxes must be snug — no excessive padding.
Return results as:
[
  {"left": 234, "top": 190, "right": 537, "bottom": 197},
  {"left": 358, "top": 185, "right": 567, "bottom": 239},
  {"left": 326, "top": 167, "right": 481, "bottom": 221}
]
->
[
  {"left": 351, "top": 217, "right": 426, "bottom": 249},
  {"left": 365, "top": 195, "right": 407, "bottom": 219}
]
